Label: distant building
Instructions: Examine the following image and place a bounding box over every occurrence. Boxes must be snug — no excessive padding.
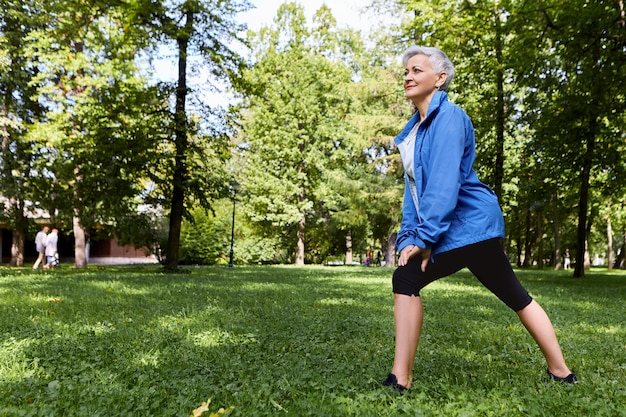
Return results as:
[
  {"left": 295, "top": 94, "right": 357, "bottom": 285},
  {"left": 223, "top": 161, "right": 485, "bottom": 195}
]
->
[
  {"left": 0, "top": 227, "right": 157, "bottom": 265},
  {"left": 0, "top": 198, "right": 157, "bottom": 265}
]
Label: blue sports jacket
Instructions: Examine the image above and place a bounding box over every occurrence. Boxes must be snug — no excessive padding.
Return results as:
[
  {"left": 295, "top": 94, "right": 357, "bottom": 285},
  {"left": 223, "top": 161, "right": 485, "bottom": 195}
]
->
[{"left": 395, "top": 91, "right": 504, "bottom": 255}]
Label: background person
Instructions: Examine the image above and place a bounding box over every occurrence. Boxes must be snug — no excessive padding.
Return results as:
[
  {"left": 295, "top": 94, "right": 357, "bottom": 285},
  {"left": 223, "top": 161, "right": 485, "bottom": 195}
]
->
[
  {"left": 44, "top": 228, "right": 59, "bottom": 269},
  {"left": 32, "top": 226, "right": 49, "bottom": 270},
  {"left": 383, "top": 46, "right": 576, "bottom": 393}
]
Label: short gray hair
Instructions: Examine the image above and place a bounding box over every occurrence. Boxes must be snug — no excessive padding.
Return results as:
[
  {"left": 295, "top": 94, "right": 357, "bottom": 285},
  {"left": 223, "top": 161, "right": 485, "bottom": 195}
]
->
[{"left": 402, "top": 46, "right": 455, "bottom": 91}]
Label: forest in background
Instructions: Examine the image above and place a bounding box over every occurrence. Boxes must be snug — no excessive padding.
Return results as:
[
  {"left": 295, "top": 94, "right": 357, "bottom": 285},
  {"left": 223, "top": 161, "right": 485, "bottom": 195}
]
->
[{"left": 1, "top": 0, "right": 625, "bottom": 277}]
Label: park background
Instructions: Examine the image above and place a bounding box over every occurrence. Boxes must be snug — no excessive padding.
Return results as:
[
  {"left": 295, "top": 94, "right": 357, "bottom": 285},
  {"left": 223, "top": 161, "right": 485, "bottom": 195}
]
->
[{"left": 1, "top": 0, "right": 625, "bottom": 276}]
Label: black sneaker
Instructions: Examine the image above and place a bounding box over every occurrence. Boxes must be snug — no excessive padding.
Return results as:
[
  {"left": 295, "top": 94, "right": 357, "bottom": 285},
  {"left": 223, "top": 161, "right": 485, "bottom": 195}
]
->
[
  {"left": 547, "top": 369, "right": 577, "bottom": 384},
  {"left": 382, "top": 373, "right": 407, "bottom": 393}
]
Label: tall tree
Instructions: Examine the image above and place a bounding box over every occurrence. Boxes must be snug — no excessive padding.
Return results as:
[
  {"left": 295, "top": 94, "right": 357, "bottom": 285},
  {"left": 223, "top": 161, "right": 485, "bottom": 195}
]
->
[
  {"left": 24, "top": 0, "right": 168, "bottom": 267},
  {"left": 127, "top": 0, "right": 250, "bottom": 270},
  {"left": 341, "top": 26, "right": 409, "bottom": 267},
  {"left": 0, "top": 0, "right": 48, "bottom": 266},
  {"left": 237, "top": 3, "right": 356, "bottom": 265}
]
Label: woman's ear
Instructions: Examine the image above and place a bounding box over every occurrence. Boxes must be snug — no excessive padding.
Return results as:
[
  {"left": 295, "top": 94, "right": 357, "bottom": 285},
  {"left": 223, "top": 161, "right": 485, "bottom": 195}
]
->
[{"left": 437, "top": 72, "right": 448, "bottom": 89}]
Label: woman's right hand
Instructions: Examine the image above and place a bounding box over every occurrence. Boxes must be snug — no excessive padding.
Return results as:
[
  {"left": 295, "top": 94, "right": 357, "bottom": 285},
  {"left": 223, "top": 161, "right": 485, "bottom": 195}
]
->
[
  {"left": 398, "top": 245, "right": 419, "bottom": 266},
  {"left": 398, "top": 244, "right": 431, "bottom": 272}
]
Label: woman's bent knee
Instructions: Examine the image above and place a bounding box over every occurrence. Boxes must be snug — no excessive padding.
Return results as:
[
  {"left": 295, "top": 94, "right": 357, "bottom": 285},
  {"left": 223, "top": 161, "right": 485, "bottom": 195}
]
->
[{"left": 392, "top": 266, "right": 421, "bottom": 296}]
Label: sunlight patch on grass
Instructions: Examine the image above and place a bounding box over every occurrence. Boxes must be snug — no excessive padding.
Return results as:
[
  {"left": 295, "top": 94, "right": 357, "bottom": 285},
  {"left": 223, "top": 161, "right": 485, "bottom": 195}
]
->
[
  {"left": 134, "top": 350, "right": 161, "bottom": 367},
  {"left": 88, "top": 280, "right": 152, "bottom": 295},
  {"left": 573, "top": 299, "right": 603, "bottom": 311},
  {"left": 191, "top": 329, "right": 259, "bottom": 347},
  {"left": 427, "top": 280, "right": 491, "bottom": 296},
  {"left": 80, "top": 321, "right": 117, "bottom": 336},
  {"left": 191, "top": 329, "right": 259, "bottom": 348},
  {"left": 239, "top": 281, "right": 299, "bottom": 292},
  {"left": 0, "top": 337, "right": 42, "bottom": 383},
  {"left": 158, "top": 312, "right": 193, "bottom": 330},
  {"left": 28, "top": 294, "right": 64, "bottom": 303},
  {"left": 574, "top": 322, "right": 625, "bottom": 335},
  {"left": 318, "top": 297, "right": 358, "bottom": 306},
  {"left": 191, "top": 330, "right": 223, "bottom": 348},
  {"left": 593, "top": 324, "right": 624, "bottom": 335},
  {"left": 336, "top": 275, "right": 389, "bottom": 285}
]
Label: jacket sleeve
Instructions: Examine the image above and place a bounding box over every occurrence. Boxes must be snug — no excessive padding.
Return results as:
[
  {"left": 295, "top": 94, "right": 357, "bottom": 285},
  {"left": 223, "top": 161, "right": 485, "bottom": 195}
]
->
[
  {"left": 415, "top": 107, "right": 467, "bottom": 246},
  {"left": 395, "top": 176, "right": 428, "bottom": 252}
]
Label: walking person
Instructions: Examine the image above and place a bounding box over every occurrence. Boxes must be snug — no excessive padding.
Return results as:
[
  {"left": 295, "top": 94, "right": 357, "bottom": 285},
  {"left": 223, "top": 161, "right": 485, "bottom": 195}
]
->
[
  {"left": 383, "top": 46, "right": 576, "bottom": 393},
  {"left": 563, "top": 248, "right": 571, "bottom": 269},
  {"left": 44, "top": 228, "right": 60, "bottom": 269},
  {"left": 32, "top": 226, "right": 49, "bottom": 270}
]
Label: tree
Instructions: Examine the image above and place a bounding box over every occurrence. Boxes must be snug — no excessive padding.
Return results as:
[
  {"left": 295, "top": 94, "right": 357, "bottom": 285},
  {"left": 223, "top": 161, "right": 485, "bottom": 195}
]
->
[
  {"left": 23, "top": 1, "right": 169, "bottom": 267},
  {"left": 127, "top": 0, "right": 250, "bottom": 270},
  {"left": 0, "top": 0, "right": 48, "bottom": 266},
  {"left": 237, "top": 3, "right": 358, "bottom": 265},
  {"left": 339, "top": 26, "right": 409, "bottom": 267}
]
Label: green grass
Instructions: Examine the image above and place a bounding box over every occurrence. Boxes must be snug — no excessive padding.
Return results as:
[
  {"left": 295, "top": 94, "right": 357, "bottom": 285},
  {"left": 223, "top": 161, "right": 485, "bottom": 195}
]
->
[{"left": 0, "top": 265, "right": 625, "bottom": 416}]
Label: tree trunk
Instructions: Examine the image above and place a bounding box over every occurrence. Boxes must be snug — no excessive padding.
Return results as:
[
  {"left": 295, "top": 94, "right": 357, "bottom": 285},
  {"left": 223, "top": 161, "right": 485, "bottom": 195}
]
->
[
  {"left": 607, "top": 210, "right": 613, "bottom": 271},
  {"left": 523, "top": 209, "right": 532, "bottom": 267},
  {"left": 1, "top": 102, "right": 26, "bottom": 267},
  {"left": 10, "top": 228, "right": 24, "bottom": 267},
  {"left": 618, "top": 228, "right": 626, "bottom": 269},
  {"left": 345, "top": 230, "right": 353, "bottom": 265},
  {"left": 165, "top": 9, "right": 193, "bottom": 270},
  {"left": 514, "top": 211, "right": 523, "bottom": 267},
  {"left": 553, "top": 194, "right": 562, "bottom": 270},
  {"left": 574, "top": 40, "right": 602, "bottom": 277},
  {"left": 295, "top": 217, "right": 305, "bottom": 266},
  {"left": 493, "top": 5, "right": 505, "bottom": 200},
  {"left": 574, "top": 146, "right": 592, "bottom": 277},
  {"left": 385, "top": 232, "right": 397, "bottom": 268},
  {"left": 69, "top": 38, "right": 88, "bottom": 269},
  {"left": 537, "top": 210, "right": 544, "bottom": 269},
  {"left": 73, "top": 216, "right": 87, "bottom": 268}
]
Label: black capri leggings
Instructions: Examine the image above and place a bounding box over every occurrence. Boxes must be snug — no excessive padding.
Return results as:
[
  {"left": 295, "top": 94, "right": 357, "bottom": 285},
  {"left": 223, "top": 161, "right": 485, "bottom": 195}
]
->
[{"left": 392, "top": 238, "right": 532, "bottom": 312}]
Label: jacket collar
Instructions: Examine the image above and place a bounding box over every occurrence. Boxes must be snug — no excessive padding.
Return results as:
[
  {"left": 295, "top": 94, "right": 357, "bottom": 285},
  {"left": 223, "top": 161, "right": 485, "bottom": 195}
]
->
[{"left": 395, "top": 91, "right": 448, "bottom": 145}]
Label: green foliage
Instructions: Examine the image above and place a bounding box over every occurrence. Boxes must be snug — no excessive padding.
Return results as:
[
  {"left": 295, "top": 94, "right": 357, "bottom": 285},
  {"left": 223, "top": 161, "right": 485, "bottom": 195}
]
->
[
  {"left": 124, "top": 0, "right": 251, "bottom": 269},
  {"left": 234, "top": 3, "right": 408, "bottom": 265},
  {"left": 178, "top": 200, "right": 290, "bottom": 265},
  {"left": 2, "top": 0, "right": 625, "bottom": 273},
  {"left": 5, "top": 1, "right": 171, "bottom": 235},
  {"left": 0, "top": 266, "right": 624, "bottom": 415},
  {"left": 179, "top": 205, "right": 231, "bottom": 265}
]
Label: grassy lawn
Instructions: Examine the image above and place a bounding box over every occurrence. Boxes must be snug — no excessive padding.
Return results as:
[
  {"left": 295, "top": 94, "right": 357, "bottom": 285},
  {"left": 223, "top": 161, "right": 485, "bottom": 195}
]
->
[{"left": 0, "top": 265, "right": 625, "bottom": 416}]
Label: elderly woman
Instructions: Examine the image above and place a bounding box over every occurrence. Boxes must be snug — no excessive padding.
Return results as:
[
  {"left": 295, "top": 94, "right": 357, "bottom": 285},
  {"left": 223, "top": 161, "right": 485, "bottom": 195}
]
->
[{"left": 383, "top": 46, "right": 576, "bottom": 392}]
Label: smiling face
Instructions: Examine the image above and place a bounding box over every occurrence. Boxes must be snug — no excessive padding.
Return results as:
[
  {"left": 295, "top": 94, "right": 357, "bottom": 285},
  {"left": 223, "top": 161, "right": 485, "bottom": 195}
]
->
[{"left": 404, "top": 53, "right": 447, "bottom": 105}]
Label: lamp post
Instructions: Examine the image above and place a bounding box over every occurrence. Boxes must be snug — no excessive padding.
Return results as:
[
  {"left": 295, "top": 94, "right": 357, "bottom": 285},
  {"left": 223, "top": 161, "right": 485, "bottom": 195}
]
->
[{"left": 228, "top": 181, "right": 239, "bottom": 269}]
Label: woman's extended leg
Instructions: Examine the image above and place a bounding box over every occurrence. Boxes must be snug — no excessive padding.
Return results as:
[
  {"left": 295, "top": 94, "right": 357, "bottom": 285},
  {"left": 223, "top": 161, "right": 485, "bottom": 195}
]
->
[
  {"left": 517, "top": 300, "right": 572, "bottom": 378},
  {"left": 467, "top": 239, "right": 573, "bottom": 379},
  {"left": 390, "top": 294, "right": 423, "bottom": 388}
]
